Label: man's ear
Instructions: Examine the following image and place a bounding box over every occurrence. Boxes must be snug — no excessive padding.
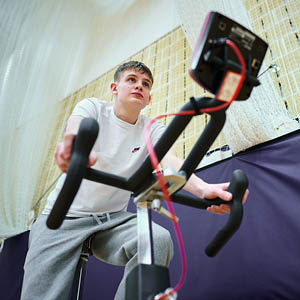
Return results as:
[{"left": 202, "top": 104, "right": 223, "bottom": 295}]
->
[
  {"left": 148, "top": 95, "right": 151, "bottom": 104},
  {"left": 110, "top": 82, "right": 118, "bottom": 95}
]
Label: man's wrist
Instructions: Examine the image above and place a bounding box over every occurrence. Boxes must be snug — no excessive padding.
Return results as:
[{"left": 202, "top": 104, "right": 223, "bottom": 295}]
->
[{"left": 184, "top": 174, "right": 208, "bottom": 198}]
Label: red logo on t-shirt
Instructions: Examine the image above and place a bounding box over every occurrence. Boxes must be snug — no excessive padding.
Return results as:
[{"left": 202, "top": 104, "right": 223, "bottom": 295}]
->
[{"left": 132, "top": 147, "right": 140, "bottom": 153}]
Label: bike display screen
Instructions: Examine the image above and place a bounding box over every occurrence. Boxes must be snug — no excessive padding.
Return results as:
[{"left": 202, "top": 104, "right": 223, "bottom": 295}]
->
[{"left": 189, "top": 11, "right": 268, "bottom": 100}]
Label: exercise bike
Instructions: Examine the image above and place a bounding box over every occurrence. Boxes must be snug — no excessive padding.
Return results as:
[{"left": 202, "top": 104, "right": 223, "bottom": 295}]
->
[{"left": 47, "top": 11, "right": 268, "bottom": 300}]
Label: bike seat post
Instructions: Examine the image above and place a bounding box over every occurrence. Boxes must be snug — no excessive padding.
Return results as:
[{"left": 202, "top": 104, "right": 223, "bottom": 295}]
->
[{"left": 70, "top": 237, "right": 93, "bottom": 300}]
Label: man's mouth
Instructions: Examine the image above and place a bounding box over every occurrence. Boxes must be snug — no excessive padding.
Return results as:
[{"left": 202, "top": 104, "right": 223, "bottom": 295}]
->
[{"left": 132, "top": 92, "right": 143, "bottom": 98}]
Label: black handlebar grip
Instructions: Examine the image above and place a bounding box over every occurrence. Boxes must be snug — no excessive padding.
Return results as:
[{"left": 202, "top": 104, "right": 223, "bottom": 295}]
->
[
  {"left": 46, "top": 118, "right": 99, "bottom": 229},
  {"left": 205, "top": 169, "right": 248, "bottom": 257}
]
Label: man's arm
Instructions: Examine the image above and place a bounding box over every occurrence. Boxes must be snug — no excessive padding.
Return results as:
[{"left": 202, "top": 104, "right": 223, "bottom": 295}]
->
[
  {"left": 55, "top": 115, "right": 98, "bottom": 172},
  {"left": 160, "top": 148, "right": 248, "bottom": 215}
]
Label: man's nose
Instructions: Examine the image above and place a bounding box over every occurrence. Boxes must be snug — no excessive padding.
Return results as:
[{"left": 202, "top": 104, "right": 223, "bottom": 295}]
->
[{"left": 135, "top": 81, "right": 143, "bottom": 90}]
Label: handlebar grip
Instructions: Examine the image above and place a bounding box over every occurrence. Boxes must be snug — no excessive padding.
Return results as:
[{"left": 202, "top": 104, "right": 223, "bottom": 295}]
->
[
  {"left": 46, "top": 118, "right": 99, "bottom": 229},
  {"left": 205, "top": 169, "right": 248, "bottom": 257}
]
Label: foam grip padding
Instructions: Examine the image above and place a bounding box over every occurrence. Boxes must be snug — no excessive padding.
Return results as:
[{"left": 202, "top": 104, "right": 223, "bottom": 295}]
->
[
  {"left": 46, "top": 118, "right": 99, "bottom": 229},
  {"left": 205, "top": 169, "right": 248, "bottom": 256}
]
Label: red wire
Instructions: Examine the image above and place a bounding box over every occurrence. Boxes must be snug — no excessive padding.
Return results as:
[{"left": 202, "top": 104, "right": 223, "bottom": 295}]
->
[
  {"left": 201, "top": 39, "right": 246, "bottom": 113},
  {"left": 145, "top": 113, "right": 191, "bottom": 300},
  {"left": 145, "top": 39, "right": 246, "bottom": 300}
]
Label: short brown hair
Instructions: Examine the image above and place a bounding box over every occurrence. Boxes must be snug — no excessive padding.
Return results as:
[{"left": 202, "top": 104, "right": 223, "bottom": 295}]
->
[{"left": 114, "top": 61, "right": 153, "bottom": 84}]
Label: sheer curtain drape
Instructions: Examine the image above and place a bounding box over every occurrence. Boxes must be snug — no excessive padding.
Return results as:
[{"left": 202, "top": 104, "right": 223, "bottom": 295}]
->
[
  {"left": 0, "top": 0, "right": 179, "bottom": 241},
  {"left": 173, "top": 0, "right": 299, "bottom": 154},
  {"left": 0, "top": 0, "right": 93, "bottom": 239}
]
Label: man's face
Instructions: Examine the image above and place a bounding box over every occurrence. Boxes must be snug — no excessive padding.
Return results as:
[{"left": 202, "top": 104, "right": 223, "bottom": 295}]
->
[{"left": 111, "top": 69, "right": 152, "bottom": 110}]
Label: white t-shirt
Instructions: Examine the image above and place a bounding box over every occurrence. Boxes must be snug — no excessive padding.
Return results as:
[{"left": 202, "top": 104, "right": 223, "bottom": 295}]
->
[{"left": 43, "top": 98, "right": 165, "bottom": 216}]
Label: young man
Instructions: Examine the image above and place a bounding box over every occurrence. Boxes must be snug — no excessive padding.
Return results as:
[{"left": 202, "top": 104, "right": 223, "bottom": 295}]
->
[{"left": 21, "top": 61, "right": 247, "bottom": 300}]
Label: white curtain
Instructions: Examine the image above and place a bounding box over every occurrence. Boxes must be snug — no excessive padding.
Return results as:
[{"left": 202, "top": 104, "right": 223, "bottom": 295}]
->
[
  {"left": 0, "top": 0, "right": 95, "bottom": 239},
  {"left": 0, "top": 0, "right": 180, "bottom": 241},
  {"left": 173, "top": 0, "right": 299, "bottom": 154}
]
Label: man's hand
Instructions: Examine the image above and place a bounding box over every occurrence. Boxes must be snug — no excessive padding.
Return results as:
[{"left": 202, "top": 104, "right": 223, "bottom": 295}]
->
[
  {"left": 160, "top": 148, "right": 248, "bottom": 215},
  {"left": 202, "top": 182, "right": 249, "bottom": 215},
  {"left": 55, "top": 132, "right": 98, "bottom": 173},
  {"left": 55, "top": 115, "right": 98, "bottom": 173}
]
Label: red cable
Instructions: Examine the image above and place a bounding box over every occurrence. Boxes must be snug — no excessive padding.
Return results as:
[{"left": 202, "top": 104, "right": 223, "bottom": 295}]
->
[
  {"left": 201, "top": 40, "right": 246, "bottom": 113},
  {"left": 145, "top": 39, "right": 246, "bottom": 300}
]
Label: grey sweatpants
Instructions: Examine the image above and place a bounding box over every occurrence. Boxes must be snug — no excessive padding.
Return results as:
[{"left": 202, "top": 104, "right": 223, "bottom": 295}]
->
[{"left": 21, "top": 211, "right": 173, "bottom": 300}]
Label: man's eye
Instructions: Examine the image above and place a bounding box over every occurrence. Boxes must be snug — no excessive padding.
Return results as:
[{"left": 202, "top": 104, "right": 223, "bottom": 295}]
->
[
  {"left": 128, "top": 78, "right": 135, "bottom": 82},
  {"left": 143, "top": 82, "right": 150, "bottom": 87}
]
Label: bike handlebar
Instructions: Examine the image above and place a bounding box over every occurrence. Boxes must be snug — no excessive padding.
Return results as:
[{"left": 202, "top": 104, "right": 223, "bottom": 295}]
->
[
  {"left": 47, "top": 118, "right": 99, "bottom": 229},
  {"left": 47, "top": 97, "right": 248, "bottom": 257},
  {"left": 171, "top": 169, "right": 248, "bottom": 256}
]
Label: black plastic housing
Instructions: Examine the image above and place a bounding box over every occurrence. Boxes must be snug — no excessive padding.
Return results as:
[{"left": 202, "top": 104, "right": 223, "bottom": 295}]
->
[
  {"left": 189, "top": 11, "right": 268, "bottom": 100},
  {"left": 126, "top": 264, "right": 170, "bottom": 300}
]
